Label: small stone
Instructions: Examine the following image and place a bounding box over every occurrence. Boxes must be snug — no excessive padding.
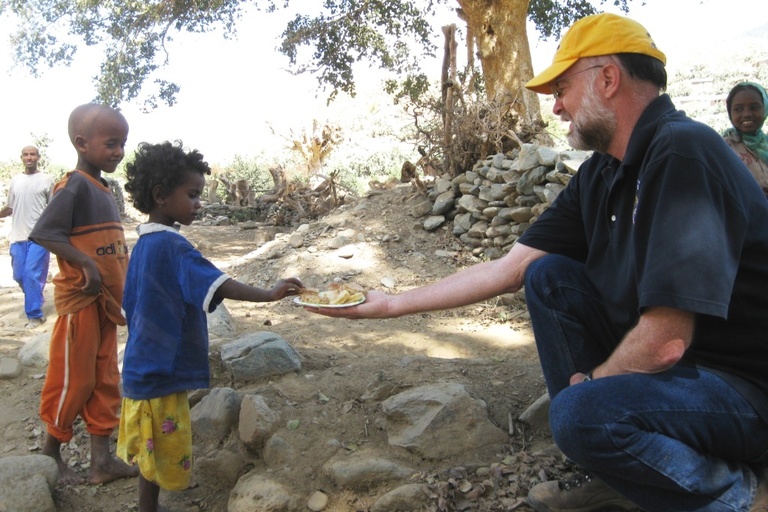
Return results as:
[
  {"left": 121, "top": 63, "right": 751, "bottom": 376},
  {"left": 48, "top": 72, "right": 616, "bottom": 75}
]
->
[
  {"left": 0, "top": 357, "right": 22, "bottom": 379},
  {"left": 289, "top": 233, "right": 304, "bottom": 248},
  {"left": 336, "top": 245, "right": 356, "bottom": 259},
  {"left": 307, "top": 490, "right": 329, "bottom": 511}
]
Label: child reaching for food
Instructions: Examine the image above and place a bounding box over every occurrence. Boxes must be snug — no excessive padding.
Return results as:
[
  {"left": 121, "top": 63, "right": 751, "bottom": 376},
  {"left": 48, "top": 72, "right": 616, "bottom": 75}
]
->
[{"left": 117, "top": 140, "right": 302, "bottom": 512}]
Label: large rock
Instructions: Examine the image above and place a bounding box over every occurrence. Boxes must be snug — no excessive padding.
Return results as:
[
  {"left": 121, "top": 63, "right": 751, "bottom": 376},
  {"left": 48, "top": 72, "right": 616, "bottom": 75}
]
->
[
  {"left": 519, "top": 392, "right": 550, "bottom": 432},
  {"left": 371, "top": 483, "right": 433, "bottom": 512},
  {"left": 18, "top": 333, "right": 50, "bottom": 368},
  {"left": 207, "top": 302, "right": 236, "bottom": 341},
  {"left": 238, "top": 394, "right": 280, "bottom": 451},
  {"left": 381, "top": 382, "right": 507, "bottom": 460},
  {"left": 228, "top": 473, "right": 301, "bottom": 512},
  {"left": 0, "top": 358, "right": 21, "bottom": 379},
  {"left": 190, "top": 386, "right": 242, "bottom": 445},
  {"left": 220, "top": 332, "right": 301, "bottom": 381},
  {"left": 0, "top": 455, "right": 58, "bottom": 512},
  {"left": 323, "top": 451, "right": 414, "bottom": 490},
  {"left": 193, "top": 449, "right": 248, "bottom": 490},
  {"left": 431, "top": 190, "right": 456, "bottom": 215},
  {"left": 261, "top": 435, "right": 296, "bottom": 468}
]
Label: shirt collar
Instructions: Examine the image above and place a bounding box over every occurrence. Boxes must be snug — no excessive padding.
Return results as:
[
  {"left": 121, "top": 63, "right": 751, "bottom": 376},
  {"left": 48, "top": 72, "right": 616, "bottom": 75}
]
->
[
  {"left": 623, "top": 94, "right": 678, "bottom": 168},
  {"left": 137, "top": 222, "right": 182, "bottom": 237}
]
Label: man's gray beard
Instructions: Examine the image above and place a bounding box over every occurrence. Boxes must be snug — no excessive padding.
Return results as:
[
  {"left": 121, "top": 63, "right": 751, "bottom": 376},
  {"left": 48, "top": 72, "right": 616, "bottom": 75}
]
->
[{"left": 566, "top": 85, "right": 617, "bottom": 153}]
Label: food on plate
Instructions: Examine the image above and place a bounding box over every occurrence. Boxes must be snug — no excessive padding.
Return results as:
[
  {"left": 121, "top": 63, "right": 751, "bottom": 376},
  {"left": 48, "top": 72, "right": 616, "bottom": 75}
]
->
[{"left": 298, "top": 282, "right": 366, "bottom": 305}]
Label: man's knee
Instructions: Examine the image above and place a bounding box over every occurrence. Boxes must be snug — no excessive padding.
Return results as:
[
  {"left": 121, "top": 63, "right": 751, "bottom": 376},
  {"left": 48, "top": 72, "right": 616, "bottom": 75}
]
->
[
  {"left": 526, "top": 254, "right": 582, "bottom": 286},
  {"left": 549, "top": 385, "right": 606, "bottom": 464},
  {"left": 524, "top": 255, "right": 587, "bottom": 308}
]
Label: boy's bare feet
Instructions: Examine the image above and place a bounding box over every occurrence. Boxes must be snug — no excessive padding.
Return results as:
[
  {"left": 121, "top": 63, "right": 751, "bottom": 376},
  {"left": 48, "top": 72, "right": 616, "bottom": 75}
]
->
[
  {"left": 88, "top": 456, "right": 139, "bottom": 484},
  {"left": 88, "top": 434, "right": 139, "bottom": 484},
  {"left": 42, "top": 434, "right": 85, "bottom": 486}
]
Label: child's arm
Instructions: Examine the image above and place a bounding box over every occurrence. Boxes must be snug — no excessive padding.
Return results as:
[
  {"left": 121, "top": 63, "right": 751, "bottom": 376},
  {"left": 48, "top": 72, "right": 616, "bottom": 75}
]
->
[
  {"left": 34, "top": 239, "right": 102, "bottom": 295},
  {"left": 215, "top": 277, "right": 303, "bottom": 303}
]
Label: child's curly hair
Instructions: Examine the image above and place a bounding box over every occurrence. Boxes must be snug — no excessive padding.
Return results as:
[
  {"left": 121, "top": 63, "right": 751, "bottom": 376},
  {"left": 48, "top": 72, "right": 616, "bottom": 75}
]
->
[{"left": 124, "top": 140, "right": 211, "bottom": 214}]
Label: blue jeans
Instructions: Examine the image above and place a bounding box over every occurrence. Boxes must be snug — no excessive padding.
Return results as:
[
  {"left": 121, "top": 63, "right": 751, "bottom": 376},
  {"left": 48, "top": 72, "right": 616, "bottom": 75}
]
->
[
  {"left": 524, "top": 254, "right": 768, "bottom": 512},
  {"left": 10, "top": 240, "right": 49, "bottom": 319}
]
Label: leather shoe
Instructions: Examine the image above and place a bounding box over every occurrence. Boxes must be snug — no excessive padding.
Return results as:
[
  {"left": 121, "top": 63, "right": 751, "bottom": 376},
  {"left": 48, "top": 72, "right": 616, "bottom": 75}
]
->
[{"left": 527, "top": 469, "right": 640, "bottom": 512}]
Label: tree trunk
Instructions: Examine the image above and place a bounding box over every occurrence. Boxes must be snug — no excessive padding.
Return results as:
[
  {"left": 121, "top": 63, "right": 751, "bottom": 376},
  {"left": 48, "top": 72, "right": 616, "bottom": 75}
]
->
[
  {"left": 465, "top": 20, "right": 476, "bottom": 95},
  {"left": 261, "top": 165, "right": 287, "bottom": 203},
  {"left": 442, "top": 24, "right": 458, "bottom": 176},
  {"left": 455, "top": 0, "right": 545, "bottom": 132}
]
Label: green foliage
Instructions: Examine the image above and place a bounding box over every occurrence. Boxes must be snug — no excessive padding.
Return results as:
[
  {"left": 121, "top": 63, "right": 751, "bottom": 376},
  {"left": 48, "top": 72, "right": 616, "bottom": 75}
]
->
[
  {"left": 324, "top": 142, "right": 418, "bottom": 195},
  {"left": 0, "top": 133, "right": 69, "bottom": 182},
  {"left": 1, "top": 0, "right": 246, "bottom": 108},
  {"left": 540, "top": 105, "right": 570, "bottom": 147},
  {"left": 0, "top": 159, "right": 68, "bottom": 184},
  {"left": 528, "top": 0, "right": 630, "bottom": 40},
  {"left": 2, "top": 0, "right": 636, "bottom": 109},
  {"left": 384, "top": 73, "right": 432, "bottom": 105},
  {"left": 0, "top": 160, "right": 16, "bottom": 183},
  {"left": 280, "top": 0, "right": 441, "bottom": 102},
  {"left": 221, "top": 153, "right": 276, "bottom": 194}
]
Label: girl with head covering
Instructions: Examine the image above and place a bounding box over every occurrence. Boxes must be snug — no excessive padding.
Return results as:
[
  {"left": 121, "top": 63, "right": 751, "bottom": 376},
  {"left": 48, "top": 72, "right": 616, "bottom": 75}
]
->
[{"left": 723, "top": 81, "right": 768, "bottom": 196}]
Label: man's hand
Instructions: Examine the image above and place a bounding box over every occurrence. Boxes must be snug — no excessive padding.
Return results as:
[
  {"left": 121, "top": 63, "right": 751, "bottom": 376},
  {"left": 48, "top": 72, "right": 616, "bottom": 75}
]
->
[
  {"left": 304, "top": 290, "right": 392, "bottom": 319},
  {"left": 569, "top": 372, "right": 592, "bottom": 386}
]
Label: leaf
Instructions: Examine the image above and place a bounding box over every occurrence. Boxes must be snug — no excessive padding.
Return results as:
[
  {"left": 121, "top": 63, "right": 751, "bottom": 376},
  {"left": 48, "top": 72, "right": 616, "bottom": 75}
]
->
[{"left": 287, "top": 419, "right": 300, "bottom": 430}]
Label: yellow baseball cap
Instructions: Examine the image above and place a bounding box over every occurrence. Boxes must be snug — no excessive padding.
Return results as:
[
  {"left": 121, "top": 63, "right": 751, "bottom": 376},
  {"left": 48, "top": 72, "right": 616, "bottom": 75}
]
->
[{"left": 525, "top": 13, "right": 667, "bottom": 94}]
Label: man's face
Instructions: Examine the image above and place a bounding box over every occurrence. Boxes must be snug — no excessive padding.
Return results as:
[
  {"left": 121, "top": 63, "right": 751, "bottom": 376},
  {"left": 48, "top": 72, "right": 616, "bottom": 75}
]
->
[
  {"left": 20, "top": 147, "right": 40, "bottom": 173},
  {"left": 551, "top": 63, "right": 616, "bottom": 153},
  {"left": 565, "top": 83, "right": 617, "bottom": 153}
]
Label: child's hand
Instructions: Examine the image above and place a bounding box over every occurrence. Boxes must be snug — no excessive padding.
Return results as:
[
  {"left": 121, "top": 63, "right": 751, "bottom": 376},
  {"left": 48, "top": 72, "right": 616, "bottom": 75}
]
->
[
  {"left": 80, "top": 259, "right": 103, "bottom": 295},
  {"left": 270, "top": 277, "right": 303, "bottom": 301}
]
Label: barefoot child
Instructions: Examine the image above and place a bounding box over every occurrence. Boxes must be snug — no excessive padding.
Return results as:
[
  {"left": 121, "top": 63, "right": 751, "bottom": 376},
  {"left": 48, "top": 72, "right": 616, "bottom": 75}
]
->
[
  {"left": 117, "top": 140, "right": 302, "bottom": 512},
  {"left": 30, "top": 104, "right": 138, "bottom": 485}
]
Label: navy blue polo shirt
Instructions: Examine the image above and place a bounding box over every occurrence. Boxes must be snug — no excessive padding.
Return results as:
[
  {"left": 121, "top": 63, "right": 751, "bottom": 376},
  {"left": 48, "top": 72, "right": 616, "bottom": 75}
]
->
[{"left": 519, "top": 94, "right": 768, "bottom": 408}]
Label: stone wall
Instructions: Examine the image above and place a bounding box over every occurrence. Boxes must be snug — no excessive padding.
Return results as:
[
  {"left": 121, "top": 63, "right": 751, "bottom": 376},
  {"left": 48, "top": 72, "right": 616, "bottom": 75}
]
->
[{"left": 421, "top": 144, "right": 591, "bottom": 259}]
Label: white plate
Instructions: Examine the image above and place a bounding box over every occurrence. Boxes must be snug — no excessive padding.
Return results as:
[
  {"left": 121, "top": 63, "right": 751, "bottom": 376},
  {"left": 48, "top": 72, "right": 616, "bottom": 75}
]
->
[{"left": 293, "top": 297, "right": 365, "bottom": 308}]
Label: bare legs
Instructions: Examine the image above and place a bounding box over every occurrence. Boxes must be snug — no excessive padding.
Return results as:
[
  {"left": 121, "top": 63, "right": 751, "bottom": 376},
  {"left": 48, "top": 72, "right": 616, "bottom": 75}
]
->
[
  {"left": 42, "top": 432, "right": 138, "bottom": 485},
  {"left": 139, "top": 473, "right": 170, "bottom": 512},
  {"left": 88, "top": 434, "right": 139, "bottom": 484},
  {"left": 42, "top": 434, "right": 85, "bottom": 485}
]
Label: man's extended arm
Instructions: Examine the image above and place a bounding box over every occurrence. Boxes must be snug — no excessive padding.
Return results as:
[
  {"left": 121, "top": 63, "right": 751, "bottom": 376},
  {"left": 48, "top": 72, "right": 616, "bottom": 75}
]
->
[{"left": 309, "top": 242, "right": 548, "bottom": 319}]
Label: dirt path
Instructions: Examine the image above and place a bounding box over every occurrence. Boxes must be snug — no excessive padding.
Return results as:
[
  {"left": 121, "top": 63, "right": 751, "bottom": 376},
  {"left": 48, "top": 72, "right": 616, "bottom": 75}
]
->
[{"left": 0, "top": 185, "right": 553, "bottom": 511}]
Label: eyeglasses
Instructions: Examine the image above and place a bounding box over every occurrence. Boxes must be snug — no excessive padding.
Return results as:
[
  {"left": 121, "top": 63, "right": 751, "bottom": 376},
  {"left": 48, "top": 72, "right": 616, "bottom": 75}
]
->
[{"left": 550, "top": 65, "right": 603, "bottom": 100}]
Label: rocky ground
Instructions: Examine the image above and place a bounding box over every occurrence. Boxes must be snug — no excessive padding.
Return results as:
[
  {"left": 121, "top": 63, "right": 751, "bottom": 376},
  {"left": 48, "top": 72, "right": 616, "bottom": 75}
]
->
[{"left": 0, "top": 183, "right": 576, "bottom": 511}]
